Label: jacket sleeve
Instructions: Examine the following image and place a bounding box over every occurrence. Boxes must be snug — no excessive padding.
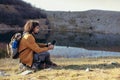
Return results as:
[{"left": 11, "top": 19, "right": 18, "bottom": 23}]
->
[
  {"left": 25, "top": 35, "right": 49, "bottom": 53},
  {"left": 37, "top": 43, "right": 47, "bottom": 47}
]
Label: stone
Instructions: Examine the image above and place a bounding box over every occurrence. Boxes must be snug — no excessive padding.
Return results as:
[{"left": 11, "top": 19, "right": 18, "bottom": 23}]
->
[
  {"left": 110, "top": 62, "right": 118, "bottom": 65},
  {"left": 85, "top": 68, "right": 90, "bottom": 72},
  {"left": 20, "top": 70, "right": 33, "bottom": 75},
  {"left": 0, "top": 71, "right": 10, "bottom": 76}
]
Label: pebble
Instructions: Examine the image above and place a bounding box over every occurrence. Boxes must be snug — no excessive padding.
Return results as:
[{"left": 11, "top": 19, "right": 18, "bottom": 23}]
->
[
  {"left": 0, "top": 71, "right": 10, "bottom": 76},
  {"left": 85, "top": 68, "right": 90, "bottom": 72},
  {"left": 110, "top": 62, "right": 118, "bottom": 65}
]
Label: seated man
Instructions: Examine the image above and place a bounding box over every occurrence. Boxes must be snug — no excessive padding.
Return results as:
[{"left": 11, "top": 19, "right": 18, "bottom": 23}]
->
[{"left": 18, "top": 20, "right": 57, "bottom": 70}]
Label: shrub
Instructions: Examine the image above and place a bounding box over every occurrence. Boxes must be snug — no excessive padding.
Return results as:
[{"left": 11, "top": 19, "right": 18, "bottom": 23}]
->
[{"left": 0, "top": 49, "right": 7, "bottom": 58}]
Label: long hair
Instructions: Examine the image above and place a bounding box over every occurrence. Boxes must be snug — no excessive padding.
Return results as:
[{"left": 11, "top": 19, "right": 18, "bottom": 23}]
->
[{"left": 24, "top": 20, "right": 40, "bottom": 33}]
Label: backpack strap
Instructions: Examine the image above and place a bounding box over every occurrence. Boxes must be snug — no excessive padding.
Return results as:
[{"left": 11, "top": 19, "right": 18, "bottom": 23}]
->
[
  {"left": 19, "top": 48, "right": 28, "bottom": 54},
  {"left": 18, "top": 32, "right": 28, "bottom": 54}
]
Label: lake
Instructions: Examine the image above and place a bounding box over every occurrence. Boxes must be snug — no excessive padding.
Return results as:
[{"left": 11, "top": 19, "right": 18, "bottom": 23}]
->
[
  {"left": 0, "top": 30, "right": 120, "bottom": 58},
  {"left": 49, "top": 46, "right": 120, "bottom": 58}
]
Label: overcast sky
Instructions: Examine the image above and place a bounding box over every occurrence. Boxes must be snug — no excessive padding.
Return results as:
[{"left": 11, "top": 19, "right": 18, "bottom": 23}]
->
[{"left": 23, "top": 0, "right": 120, "bottom": 11}]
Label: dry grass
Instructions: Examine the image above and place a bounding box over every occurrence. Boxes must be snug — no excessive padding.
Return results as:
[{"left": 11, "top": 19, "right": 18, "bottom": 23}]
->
[{"left": 0, "top": 57, "right": 120, "bottom": 80}]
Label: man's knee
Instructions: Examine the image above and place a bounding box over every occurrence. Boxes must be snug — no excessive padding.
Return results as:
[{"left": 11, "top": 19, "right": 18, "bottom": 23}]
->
[
  {"left": 36, "top": 52, "right": 50, "bottom": 58},
  {"left": 44, "top": 52, "right": 50, "bottom": 57}
]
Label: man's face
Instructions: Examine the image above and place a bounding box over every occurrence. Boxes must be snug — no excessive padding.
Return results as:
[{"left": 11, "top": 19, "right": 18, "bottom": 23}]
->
[{"left": 33, "top": 26, "right": 40, "bottom": 34}]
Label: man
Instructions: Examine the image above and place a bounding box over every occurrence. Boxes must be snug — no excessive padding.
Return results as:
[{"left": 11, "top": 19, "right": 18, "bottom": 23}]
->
[{"left": 18, "top": 20, "right": 57, "bottom": 70}]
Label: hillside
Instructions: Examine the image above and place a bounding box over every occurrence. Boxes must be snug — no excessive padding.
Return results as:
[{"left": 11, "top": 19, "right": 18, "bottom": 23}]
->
[
  {"left": 46, "top": 10, "right": 120, "bottom": 34},
  {"left": 0, "top": 0, "right": 47, "bottom": 27},
  {"left": 45, "top": 10, "right": 120, "bottom": 48}
]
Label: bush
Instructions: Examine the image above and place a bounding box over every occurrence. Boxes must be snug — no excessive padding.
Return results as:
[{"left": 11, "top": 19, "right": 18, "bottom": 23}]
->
[{"left": 0, "top": 49, "right": 7, "bottom": 58}]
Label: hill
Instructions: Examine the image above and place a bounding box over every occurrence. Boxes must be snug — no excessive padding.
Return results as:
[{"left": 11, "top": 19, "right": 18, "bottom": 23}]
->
[
  {"left": 45, "top": 10, "right": 120, "bottom": 48},
  {"left": 0, "top": 0, "right": 47, "bottom": 27},
  {"left": 46, "top": 10, "right": 120, "bottom": 34}
]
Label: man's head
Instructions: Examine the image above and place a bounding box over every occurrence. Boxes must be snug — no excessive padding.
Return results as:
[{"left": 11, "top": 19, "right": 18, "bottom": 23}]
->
[{"left": 24, "top": 20, "right": 40, "bottom": 34}]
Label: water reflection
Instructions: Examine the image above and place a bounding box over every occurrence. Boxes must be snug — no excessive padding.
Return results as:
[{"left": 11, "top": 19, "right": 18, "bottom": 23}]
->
[
  {"left": 1, "top": 30, "right": 120, "bottom": 52},
  {"left": 45, "top": 31, "right": 120, "bottom": 52}
]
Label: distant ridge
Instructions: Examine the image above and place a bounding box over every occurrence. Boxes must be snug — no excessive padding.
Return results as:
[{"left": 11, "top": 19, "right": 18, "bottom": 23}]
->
[{"left": 0, "top": 0, "right": 47, "bottom": 27}]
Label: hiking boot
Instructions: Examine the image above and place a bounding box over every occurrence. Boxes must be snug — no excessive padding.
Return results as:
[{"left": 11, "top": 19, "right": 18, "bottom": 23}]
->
[
  {"left": 49, "top": 61, "right": 57, "bottom": 66},
  {"left": 45, "top": 62, "right": 58, "bottom": 68},
  {"left": 38, "top": 63, "right": 46, "bottom": 69},
  {"left": 44, "top": 64, "right": 51, "bottom": 68},
  {"left": 51, "top": 62, "right": 57, "bottom": 67}
]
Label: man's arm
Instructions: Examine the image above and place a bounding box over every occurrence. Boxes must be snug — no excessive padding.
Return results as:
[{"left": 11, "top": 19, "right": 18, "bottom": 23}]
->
[{"left": 37, "top": 43, "right": 47, "bottom": 47}]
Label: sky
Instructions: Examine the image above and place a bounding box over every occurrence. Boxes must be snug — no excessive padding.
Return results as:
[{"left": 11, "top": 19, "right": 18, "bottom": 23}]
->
[{"left": 23, "top": 0, "right": 120, "bottom": 11}]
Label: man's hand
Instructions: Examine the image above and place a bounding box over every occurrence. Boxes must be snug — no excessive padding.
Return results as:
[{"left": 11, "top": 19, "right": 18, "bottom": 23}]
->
[{"left": 48, "top": 45, "right": 54, "bottom": 50}]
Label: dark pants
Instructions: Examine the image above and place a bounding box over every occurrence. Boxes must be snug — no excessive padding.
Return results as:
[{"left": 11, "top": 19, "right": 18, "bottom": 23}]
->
[{"left": 32, "top": 52, "right": 52, "bottom": 69}]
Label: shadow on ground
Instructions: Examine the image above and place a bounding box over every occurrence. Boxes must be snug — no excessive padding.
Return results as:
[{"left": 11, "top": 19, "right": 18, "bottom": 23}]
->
[{"left": 55, "top": 63, "right": 120, "bottom": 70}]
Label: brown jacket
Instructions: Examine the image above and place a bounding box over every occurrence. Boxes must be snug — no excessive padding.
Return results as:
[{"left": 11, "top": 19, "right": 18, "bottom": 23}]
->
[{"left": 18, "top": 33, "right": 49, "bottom": 67}]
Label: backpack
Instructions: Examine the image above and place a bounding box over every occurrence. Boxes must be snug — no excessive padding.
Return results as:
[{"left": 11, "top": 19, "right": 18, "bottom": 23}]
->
[{"left": 7, "top": 33, "right": 26, "bottom": 59}]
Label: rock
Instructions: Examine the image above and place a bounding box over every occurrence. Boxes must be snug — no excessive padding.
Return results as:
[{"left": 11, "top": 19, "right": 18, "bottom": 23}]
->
[
  {"left": 85, "top": 68, "right": 93, "bottom": 72},
  {"left": 110, "top": 62, "right": 118, "bottom": 65},
  {"left": 0, "top": 71, "right": 10, "bottom": 76},
  {"left": 20, "top": 70, "right": 33, "bottom": 75},
  {"left": 0, "top": 71, "right": 5, "bottom": 76},
  {"left": 85, "top": 68, "right": 90, "bottom": 72}
]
